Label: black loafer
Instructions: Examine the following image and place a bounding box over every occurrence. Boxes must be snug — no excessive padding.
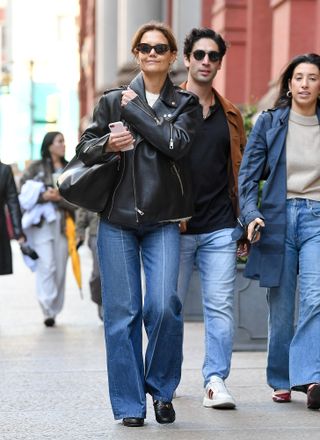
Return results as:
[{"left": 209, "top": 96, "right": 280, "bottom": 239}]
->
[
  {"left": 307, "top": 384, "right": 320, "bottom": 409},
  {"left": 44, "top": 317, "right": 55, "bottom": 327},
  {"left": 153, "top": 400, "right": 175, "bottom": 424},
  {"left": 122, "top": 417, "right": 144, "bottom": 427}
]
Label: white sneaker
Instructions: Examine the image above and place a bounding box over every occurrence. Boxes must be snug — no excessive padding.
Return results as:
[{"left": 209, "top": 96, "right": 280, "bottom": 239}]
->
[{"left": 203, "top": 376, "right": 236, "bottom": 409}]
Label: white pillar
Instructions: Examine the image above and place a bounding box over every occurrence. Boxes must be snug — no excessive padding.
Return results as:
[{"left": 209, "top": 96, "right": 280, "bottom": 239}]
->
[
  {"left": 95, "top": 0, "right": 118, "bottom": 91},
  {"left": 117, "top": 0, "right": 163, "bottom": 67},
  {"left": 172, "top": 0, "right": 202, "bottom": 65}
]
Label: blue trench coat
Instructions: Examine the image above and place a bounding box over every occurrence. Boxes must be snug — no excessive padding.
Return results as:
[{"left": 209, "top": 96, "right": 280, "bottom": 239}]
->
[{"left": 236, "top": 105, "right": 320, "bottom": 287}]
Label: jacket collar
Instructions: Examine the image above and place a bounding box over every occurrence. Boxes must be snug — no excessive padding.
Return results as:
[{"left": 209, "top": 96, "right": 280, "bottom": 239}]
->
[
  {"left": 278, "top": 106, "right": 290, "bottom": 124},
  {"left": 179, "top": 81, "right": 237, "bottom": 116},
  {"left": 130, "top": 73, "right": 178, "bottom": 108},
  {"left": 273, "top": 105, "right": 320, "bottom": 125}
]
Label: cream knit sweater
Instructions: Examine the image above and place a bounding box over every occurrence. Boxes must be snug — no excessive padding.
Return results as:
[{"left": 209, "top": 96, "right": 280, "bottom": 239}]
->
[{"left": 286, "top": 109, "right": 320, "bottom": 200}]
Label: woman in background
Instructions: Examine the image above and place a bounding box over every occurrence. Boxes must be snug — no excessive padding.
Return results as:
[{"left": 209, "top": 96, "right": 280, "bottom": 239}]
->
[
  {"left": 238, "top": 53, "right": 320, "bottom": 409},
  {"left": 20, "top": 132, "right": 75, "bottom": 327},
  {"left": 0, "top": 161, "right": 25, "bottom": 275},
  {"left": 75, "top": 208, "right": 103, "bottom": 321}
]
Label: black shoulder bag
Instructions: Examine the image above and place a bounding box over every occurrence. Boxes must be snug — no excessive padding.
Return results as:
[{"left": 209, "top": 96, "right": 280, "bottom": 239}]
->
[{"left": 57, "top": 153, "right": 120, "bottom": 212}]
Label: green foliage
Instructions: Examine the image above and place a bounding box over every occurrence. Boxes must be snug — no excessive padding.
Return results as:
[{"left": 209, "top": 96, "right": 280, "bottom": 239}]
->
[{"left": 242, "top": 105, "right": 257, "bottom": 137}]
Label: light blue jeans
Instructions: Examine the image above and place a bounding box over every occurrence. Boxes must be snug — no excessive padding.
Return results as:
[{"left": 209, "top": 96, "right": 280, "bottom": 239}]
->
[
  {"left": 178, "top": 228, "right": 237, "bottom": 386},
  {"left": 267, "top": 199, "right": 320, "bottom": 391},
  {"left": 97, "top": 220, "right": 183, "bottom": 420}
]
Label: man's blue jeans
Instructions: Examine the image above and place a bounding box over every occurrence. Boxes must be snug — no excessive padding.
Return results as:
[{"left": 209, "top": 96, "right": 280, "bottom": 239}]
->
[
  {"left": 267, "top": 199, "right": 320, "bottom": 391},
  {"left": 97, "top": 220, "right": 183, "bottom": 419},
  {"left": 178, "top": 228, "right": 237, "bottom": 386}
]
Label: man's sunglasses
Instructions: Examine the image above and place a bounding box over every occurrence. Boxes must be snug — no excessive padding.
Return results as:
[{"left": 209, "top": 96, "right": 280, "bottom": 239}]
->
[
  {"left": 192, "top": 50, "right": 220, "bottom": 62},
  {"left": 136, "top": 43, "right": 170, "bottom": 55}
]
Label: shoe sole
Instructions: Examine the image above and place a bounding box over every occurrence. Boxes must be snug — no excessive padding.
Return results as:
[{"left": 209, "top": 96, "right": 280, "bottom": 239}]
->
[
  {"left": 203, "top": 397, "right": 236, "bottom": 409},
  {"left": 272, "top": 395, "right": 291, "bottom": 403},
  {"left": 155, "top": 417, "right": 175, "bottom": 424},
  {"left": 122, "top": 420, "right": 144, "bottom": 427},
  {"left": 272, "top": 391, "right": 291, "bottom": 403}
]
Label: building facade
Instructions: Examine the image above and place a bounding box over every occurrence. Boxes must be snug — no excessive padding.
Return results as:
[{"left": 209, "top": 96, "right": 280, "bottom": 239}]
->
[
  {"left": 0, "top": 0, "right": 80, "bottom": 165},
  {"left": 79, "top": 0, "right": 320, "bottom": 125}
]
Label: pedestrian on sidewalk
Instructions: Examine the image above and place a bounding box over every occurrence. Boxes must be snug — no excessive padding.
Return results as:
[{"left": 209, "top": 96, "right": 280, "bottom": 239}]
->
[
  {"left": 177, "top": 28, "right": 246, "bottom": 410},
  {"left": 237, "top": 53, "right": 320, "bottom": 409},
  {"left": 75, "top": 208, "right": 103, "bottom": 321},
  {"left": 76, "top": 21, "right": 202, "bottom": 427},
  {"left": 19, "top": 132, "right": 76, "bottom": 327},
  {"left": 0, "top": 161, "right": 25, "bottom": 275}
]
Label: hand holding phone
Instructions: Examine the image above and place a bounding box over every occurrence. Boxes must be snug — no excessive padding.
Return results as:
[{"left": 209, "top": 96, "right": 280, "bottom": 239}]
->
[
  {"left": 250, "top": 224, "right": 261, "bottom": 243},
  {"left": 108, "top": 121, "right": 134, "bottom": 151},
  {"left": 109, "top": 121, "right": 125, "bottom": 133}
]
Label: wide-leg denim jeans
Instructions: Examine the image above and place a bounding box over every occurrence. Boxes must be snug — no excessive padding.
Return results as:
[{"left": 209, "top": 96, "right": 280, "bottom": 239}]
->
[
  {"left": 267, "top": 199, "right": 320, "bottom": 391},
  {"left": 177, "top": 228, "right": 237, "bottom": 386},
  {"left": 97, "top": 220, "right": 183, "bottom": 420}
]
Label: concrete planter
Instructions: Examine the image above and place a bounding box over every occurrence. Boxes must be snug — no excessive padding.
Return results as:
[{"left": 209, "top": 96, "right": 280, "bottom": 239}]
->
[{"left": 183, "top": 264, "right": 269, "bottom": 351}]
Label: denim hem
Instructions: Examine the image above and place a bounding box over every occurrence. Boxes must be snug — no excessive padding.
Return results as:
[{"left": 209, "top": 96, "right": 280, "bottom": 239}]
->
[
  {"left": 291, "top": 382, "right": 320, "bottom": 393},
  {"left": 152, "top": 395, "right": 173, "bottom": 402},
  {"left": 204, "top": 374, "right": 226, "bottom": 387},
  {"left": 291, "top": 385, "right": 308, "bottom": 393},
  {"left": 267, "top": 382, "right": 291, "bottom": 391},
  {"left": 113, "top": 412, "right": 146, "bottom": 420}
]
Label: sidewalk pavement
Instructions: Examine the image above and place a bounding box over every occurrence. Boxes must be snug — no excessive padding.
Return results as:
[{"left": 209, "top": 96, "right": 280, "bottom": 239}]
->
[{"left": 1, "top": 242, "right": 320, "bottom": 440}]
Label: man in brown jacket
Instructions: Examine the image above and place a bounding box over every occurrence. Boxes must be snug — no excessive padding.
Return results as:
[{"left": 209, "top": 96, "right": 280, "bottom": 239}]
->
[{"left": 178, "top": 28, "right": 246, "bottom": 409}]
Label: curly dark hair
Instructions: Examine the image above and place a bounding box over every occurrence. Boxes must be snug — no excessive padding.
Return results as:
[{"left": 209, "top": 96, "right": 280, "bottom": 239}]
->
[
  {"left": 274, "top": 53, "right": 320, "bottom": 108},
  {"left": 183, "top": 28, "right": 227, "bottom": 60}
]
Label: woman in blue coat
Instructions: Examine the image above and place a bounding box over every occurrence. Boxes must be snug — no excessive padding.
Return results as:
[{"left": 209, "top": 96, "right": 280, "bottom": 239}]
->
[{"left": 238, "top": 53, "right": 320, "bottom": 409}]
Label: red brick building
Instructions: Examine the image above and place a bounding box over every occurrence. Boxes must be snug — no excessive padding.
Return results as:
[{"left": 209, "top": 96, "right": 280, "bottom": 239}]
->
[{"left": 79, "top": 0, "right": 320, "bottom": 126}]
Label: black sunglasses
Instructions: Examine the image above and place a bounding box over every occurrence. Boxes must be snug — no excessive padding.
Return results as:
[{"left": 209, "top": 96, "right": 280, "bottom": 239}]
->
[
  {"left": 136, "top": 43, "right": 170, "bottom": 55},
  {"left": 192, "top": 50, "right": 220, "bottom": 62}
]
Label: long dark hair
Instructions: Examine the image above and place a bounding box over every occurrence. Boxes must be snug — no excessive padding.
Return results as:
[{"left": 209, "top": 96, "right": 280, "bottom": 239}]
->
[
  {"left": 274, "top": 53, "right": 320, "bottom": 108},
  {"left": 40, "top": 131, "right": 67, "bottom": 167}
]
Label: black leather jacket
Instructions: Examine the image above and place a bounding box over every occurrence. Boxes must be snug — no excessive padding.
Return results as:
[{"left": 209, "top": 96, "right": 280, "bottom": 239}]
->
[
  {"left": 76, "top": 73, "right": 202, "bottom": 227},
  {"left": 0, "top": 162, "right": 23, "bottom": 275}
]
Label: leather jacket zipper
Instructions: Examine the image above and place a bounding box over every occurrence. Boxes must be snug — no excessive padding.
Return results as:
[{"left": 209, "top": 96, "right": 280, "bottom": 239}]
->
[
  {"left": 132, "top": 143, "right": 144, "bottom": 222},
  {"left": 169, "top": 123, "right": 174, "bottom": 149},
  {"left": 172, "top": 163, "right": 184, "bottom": 196},
  {"left": 108, "top": 155, "right": 125, "bottom": 219}
]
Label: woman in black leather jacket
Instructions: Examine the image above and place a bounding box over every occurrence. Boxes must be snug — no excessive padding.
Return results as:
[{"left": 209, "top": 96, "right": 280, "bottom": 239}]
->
[
  {"left": 0, "top": 161, "right": 25, "bottom": 275},
  {"left": 76, "top": 22, "right": 202, "bottom": 427}
]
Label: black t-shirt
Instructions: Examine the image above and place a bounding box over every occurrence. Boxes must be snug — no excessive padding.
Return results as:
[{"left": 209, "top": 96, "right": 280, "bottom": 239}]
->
[{"left": 185, "top": 96, "right": 236, "bottom": 234}]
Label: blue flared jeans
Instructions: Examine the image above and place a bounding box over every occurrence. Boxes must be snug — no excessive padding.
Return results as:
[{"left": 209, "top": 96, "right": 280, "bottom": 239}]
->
[
  {"left": 177, "top": 228, "right": 237, "bottom": 386},
  {"left": 267, "top": 198, "right": 320, "bottom": 391},
  {"left": 97, "top": 220, "right": 183, "bottom": 419}
]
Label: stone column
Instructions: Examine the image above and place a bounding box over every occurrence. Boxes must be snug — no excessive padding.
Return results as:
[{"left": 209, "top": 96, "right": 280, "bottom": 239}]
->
[
  {"left": 117, "top": 0, "right": 163, "bottom": 67},
  {"left": 211, "top": 0, "right": 247, "bottom": 104},
  {"left": 172, "top": 0, "right": 201, "bottom": 57},
  {"left": 317, "top": 0, "right": 320, "bottom": 51},
  {"left": 270, "top": 0, "right": 318, "bottom": 82},
  {"left": 244, "top": 0, "right": 272, "bottom": 104},
  {"left": 95, "top": 0, "right": 117, "bottom": 92}
]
